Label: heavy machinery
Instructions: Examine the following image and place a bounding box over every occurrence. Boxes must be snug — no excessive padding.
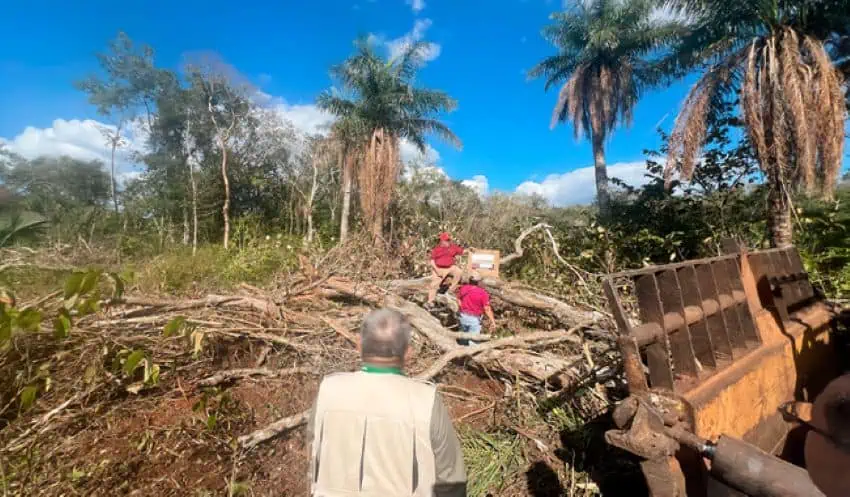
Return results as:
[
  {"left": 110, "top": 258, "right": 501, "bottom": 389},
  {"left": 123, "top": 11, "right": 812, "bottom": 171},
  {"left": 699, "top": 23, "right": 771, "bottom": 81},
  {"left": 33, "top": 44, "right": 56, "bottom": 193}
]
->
[{"left": 602, "top": 241, "right": 848, "bottom": 496}]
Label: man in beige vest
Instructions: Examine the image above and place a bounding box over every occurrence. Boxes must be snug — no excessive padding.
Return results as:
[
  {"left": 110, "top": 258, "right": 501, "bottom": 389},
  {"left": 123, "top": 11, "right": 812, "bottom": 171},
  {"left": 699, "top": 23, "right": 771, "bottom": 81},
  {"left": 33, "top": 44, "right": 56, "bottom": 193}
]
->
[{"left": 307, "top": 309, "right": 467, "bottom": 497}]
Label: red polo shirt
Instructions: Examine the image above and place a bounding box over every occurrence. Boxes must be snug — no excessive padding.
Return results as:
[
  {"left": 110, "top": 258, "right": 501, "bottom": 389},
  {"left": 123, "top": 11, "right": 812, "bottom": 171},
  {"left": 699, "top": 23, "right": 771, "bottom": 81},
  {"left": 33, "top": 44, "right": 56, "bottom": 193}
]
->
[
  {"left": 431, "top": 243, "right": 464, "bottom": 268},
  {"left": 457, "top": 284, "right": 490, "bottom": 317}
]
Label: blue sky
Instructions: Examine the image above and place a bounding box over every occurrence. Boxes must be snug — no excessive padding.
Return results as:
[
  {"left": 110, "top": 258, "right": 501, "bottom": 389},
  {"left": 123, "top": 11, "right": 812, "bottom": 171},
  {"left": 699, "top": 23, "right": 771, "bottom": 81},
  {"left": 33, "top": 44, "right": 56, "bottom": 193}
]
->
[{"left": 0, "top": 0, "right": 695, "bottom": 205}]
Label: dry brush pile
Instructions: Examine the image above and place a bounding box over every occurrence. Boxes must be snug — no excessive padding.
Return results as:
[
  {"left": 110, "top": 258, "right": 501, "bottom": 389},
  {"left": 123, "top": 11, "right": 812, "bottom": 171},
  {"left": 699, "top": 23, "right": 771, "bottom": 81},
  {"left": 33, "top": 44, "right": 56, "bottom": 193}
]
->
[{"left": 0, "top": 230, "right": 637, "bottom": 497}]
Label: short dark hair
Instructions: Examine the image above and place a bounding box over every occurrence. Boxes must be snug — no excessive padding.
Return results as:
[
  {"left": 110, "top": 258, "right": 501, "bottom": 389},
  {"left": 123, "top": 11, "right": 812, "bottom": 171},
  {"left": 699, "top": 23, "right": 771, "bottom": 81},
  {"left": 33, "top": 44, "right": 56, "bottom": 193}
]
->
[{"left": 360, "top": 308, "right": 412, "bottom": 359}]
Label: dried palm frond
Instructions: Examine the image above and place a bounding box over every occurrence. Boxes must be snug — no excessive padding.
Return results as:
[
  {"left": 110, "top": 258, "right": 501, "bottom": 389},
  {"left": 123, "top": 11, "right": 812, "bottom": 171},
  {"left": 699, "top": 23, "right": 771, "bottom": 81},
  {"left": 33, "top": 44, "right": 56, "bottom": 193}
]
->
[
  {"left": 665, "top": 73, "right": 718, "bottom": 186},
  {"left": 804, "top": 36, "right": 847, "bottom": 198},
  {"left": 779, "top": 29, "right": 814, "bottom": 191},
  {"left": 670, "top": 27, "right": 846, "bottom": 201},
  {"left": 742, "top": 42, "right": 768, "bottom": 174}
]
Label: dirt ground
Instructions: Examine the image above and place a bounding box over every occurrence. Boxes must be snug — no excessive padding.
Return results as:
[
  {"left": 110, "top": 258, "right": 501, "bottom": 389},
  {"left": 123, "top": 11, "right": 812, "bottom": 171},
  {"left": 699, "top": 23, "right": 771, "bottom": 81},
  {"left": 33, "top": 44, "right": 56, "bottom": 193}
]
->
[{"left": 2, "top": 320, "right": 575, "bottom": 497}]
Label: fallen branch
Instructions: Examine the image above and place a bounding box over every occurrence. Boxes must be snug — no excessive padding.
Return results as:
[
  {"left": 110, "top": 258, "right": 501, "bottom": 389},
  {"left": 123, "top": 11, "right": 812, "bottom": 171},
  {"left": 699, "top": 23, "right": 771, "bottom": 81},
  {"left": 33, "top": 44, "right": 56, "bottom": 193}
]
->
[
  {"left": 117, "top": 294, "right": 279, "bottom": 316},
  {"left": 415, "top": 323, "right": 592, "bottom": 381},
  {"left": 319, "top": 316, "right": 358, "bottom": 346},
  {"left": 500, "top": 223, "right": 550, "bottom": 267},
  {"left": 376, "top": 277, "right": 602, "bottom": 327},
  {"left": 3, "top": 384, "right": 101, "bottom": 453},
  {"left": 214, "top": 330, "right": 323, "bottom": 353},
  {"left": 482, "top": 278, "right": 603, "bottom": 326},
  {"left": 456, "top": 401, "right": 496, "bottom": 422},
  {"left": 196, "top": 367, "right": 312, "bottom": 387},
  {"left": 326, "top": 279, "right": 593, "bottom": 382},
  {"left": 499, "top": 223, "right": 592, "bottom": 287},
  {"left": 238, "top": 410, "right": 310, "bottom": 449}
]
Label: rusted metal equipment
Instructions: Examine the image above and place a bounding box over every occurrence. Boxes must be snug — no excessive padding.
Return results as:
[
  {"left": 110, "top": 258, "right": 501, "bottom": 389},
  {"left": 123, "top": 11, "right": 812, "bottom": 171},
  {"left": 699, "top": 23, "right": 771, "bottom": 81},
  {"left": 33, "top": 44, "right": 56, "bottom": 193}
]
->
[{"left": 603, "top": 243, "right": 841, "bottom": 496}]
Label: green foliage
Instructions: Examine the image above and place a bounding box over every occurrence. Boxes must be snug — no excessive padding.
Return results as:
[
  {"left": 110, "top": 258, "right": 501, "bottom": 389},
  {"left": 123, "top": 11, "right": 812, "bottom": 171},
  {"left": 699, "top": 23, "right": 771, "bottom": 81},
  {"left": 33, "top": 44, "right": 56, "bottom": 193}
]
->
[
  {"left": 530, "top": 0, "right": 686, "bottom": 135},
  {"left": 795, "top": 186, "right": 850, "bottom": 298},
  {"left": 135, "top": 237, "right": 299, "bottom": 294},
  {"left": 0, "top": 156, "right": 111, "bottom": 221},
  {"left": 0, "top": 211, "right": 48, "bottom": 248},
  {"left": 163, "top": 316, "right": 188, "bottom": 338},
  {"left": 460, "top": 429, "right": 525, "bottom": 497},
  {"left": 317, "top": 37, "right": 460, "bottom": 152},
  {"left": 192, "top": 388, "right": 240, "bottom": 433}
]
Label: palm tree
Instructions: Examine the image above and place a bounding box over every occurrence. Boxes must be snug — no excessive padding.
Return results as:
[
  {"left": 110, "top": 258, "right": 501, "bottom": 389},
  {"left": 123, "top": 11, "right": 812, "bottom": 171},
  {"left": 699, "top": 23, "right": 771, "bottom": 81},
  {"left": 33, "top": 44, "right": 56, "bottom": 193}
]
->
[
  {"left": 330, "top": 116, "right": 367, "bottom": 243},
  {"left": 529, "top": 0, "right": 685, "bottom": 217},
  {"left": 318, "top": 37, "right": 461, "bottom": 244},
  {"left": 663, "top": 0, "right": 849, "bottom": 248}
]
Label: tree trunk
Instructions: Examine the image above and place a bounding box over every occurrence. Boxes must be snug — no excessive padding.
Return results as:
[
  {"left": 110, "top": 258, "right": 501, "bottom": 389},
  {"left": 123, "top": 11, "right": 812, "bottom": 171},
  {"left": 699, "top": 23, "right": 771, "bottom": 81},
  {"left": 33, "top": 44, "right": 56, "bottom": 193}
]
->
[
  {"left": 339, "top": 150, "right": 353, "bottom": 243},
  {"left": 182, "top": 206, "right": 190, "bottom": 246},
  {"left": 306, "top": 153, "right": 320, "bottom": 245},
  {"left": 110, "top": 141, "right": 119, "bottom": 214},
  {"left": 189, "top": 161, "right": 199, "bottom": 256},
  {"left": 767, "top": 171, "right": 793, "bottom": 248},
  {"left": 220, "top": 141, "right": 231, "bottom": 250},
  {"left": 592, "top": 133, "right": 610, "bottom": 218}
]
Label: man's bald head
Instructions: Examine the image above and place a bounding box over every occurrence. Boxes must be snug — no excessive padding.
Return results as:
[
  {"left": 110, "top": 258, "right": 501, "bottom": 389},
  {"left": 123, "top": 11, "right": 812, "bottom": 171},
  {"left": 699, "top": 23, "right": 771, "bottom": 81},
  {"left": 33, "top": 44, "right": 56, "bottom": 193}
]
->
[{"left": 360, "top": 308, "right": 412, "bottom": 361}]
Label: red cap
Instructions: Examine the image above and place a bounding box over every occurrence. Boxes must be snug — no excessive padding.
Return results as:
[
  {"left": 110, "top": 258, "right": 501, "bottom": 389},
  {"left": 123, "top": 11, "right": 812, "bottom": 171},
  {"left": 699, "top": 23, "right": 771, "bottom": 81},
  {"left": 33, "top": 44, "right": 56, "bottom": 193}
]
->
[{"left": 438, "top": 232, "right": 451, "bottom": 241}]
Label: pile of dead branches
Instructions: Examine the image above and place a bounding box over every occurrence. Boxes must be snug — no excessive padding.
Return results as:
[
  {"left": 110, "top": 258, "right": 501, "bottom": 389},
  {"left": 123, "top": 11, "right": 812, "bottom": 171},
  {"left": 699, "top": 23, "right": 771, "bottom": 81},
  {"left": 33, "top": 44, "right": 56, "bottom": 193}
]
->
[{"left": 0, "top": 225, "right": 622, "bottom": 496}]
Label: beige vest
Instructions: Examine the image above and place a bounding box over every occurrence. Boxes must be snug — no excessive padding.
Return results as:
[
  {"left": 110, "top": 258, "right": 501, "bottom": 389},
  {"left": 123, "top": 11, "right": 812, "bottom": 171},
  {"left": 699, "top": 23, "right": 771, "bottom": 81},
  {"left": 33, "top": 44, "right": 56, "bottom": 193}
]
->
[{"left": 310, "top": 372, "right": 439, "bottom": 497}]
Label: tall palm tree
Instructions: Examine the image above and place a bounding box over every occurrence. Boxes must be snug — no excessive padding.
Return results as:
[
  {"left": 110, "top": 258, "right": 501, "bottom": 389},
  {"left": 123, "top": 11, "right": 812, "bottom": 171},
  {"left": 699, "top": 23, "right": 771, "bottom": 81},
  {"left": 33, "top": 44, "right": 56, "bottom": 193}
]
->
[
  {"left": 529, "top": 0, "right": 685, "bottom": 217},
  {"left": 318, "top": 38, "right": 461, "bottom": 244},
  {"left": 330, "top": 116, "right": 366, "bottom": 243},
  {"left": 664, "top": 0, "right": 849, "bottom": 248}
]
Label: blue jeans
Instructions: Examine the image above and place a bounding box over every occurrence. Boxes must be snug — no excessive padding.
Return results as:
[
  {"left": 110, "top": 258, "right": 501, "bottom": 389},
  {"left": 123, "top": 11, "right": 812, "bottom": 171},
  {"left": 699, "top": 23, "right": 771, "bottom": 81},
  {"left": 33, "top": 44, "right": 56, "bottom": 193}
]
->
[{"left": 458, "top": 313, "right": 481, "bottom": 346}]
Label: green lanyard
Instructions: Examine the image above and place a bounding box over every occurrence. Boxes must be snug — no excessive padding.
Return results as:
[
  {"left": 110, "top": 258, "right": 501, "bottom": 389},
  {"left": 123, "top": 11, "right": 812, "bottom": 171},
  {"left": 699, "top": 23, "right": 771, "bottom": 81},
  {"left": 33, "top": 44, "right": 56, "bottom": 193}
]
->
[{"left": 361, "top": 365, "right": 404, "bottom": 376}]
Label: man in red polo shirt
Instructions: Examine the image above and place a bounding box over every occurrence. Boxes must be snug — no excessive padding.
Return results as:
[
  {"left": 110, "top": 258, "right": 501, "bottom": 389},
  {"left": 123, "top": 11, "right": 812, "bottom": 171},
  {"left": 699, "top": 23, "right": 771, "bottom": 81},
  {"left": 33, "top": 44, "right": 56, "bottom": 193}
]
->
[
  {"left": 456, "top": 272, "right": 496, "bottom": 345},
  {"left": 427, "top": 232, "right": 466, "bottom": 306}
]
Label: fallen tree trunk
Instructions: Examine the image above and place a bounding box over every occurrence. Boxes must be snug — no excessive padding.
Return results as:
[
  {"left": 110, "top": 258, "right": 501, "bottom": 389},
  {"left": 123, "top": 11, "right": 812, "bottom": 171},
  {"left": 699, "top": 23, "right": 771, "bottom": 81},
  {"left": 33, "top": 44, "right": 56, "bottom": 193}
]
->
[
  {"left": 324, "top": 279, "right": 590, "bottom": 382},
  {"left": 482, "top": 278, "right": 603, "bottom": 325},
  {"left": 372, "top": 277, "right": 602, "bottom": 327},
  {"left": 116, "top": 294, "right": 279, "bottom": 318}
]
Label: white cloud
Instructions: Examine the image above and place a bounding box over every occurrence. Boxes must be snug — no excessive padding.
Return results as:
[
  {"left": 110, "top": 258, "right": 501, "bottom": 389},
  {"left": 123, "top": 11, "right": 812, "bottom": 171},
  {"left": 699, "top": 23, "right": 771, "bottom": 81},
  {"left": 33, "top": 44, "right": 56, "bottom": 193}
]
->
[
  {"left": 399, "top": 138, "right": 441, "bottom": 164},
  {"left": 374, "top": 19, "right": 441, "bottom": 64},
  {"left": 406, "top": 0, "right": 426, "bottom": 13},
  {"left": 462, "top": 175, "right": 489, "bottom": 196},
  {"left": 251, "top": 90, "right": 335, "bottom": 137},
  {"left": 516, "top": 161, "right": 650, "bottom": 206},
  {"left": 0, "top": 118, "right": 146, "bottom": 176},
  {"left": 274, "top": 101, "right": 335, "bottom": 136}
]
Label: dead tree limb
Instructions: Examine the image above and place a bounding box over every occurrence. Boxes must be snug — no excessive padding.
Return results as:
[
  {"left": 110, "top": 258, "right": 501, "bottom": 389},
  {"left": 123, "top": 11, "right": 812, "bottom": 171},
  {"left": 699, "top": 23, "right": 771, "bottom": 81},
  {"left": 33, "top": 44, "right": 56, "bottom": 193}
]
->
[
  {"left": 500, "top": 223, "right": 549, "bottom": 267},
  {"left": 373, "top": 277, "right": 602, "bottom": 327},
  {"left": 238, "top": 410, "right": 310, "bottom": 449},
  {"left": 318, "top": 316, "right": 358, "bottom": 345},
  {"left": 197, "top": 367, "right": 312, "bottom": 387},
  {"left": 118, "top": 294, "right": 278, "bottom": 316},
  {"left": 482, "top": 278, "right": 603, "bottom": 325},
  {"left": 214, "top": 330, "right": 323, "bottom": 353},
  {"left": 499, "top": 223, "right": 590, "bottom": 285},
  {"left": 415, "top": 324, "right": 591, "bottom": 381}
]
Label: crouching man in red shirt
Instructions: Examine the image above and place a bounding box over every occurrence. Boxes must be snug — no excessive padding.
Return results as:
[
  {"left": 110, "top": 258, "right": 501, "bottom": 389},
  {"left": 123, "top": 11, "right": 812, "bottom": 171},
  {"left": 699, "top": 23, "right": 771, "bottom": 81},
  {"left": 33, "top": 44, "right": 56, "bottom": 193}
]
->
[
  {"left": 427, "top": 232, "right": 467, "bottom": 306},
  {"left": 456, "top": 272, "right": 496, "bottom": 345}
]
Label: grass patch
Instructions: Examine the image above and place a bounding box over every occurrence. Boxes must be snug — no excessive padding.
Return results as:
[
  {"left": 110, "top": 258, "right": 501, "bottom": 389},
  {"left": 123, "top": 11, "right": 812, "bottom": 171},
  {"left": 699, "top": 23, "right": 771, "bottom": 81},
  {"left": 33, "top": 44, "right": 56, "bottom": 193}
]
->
[
  {"left": 0, "top": 267, "right": 73, "bottom": 300},
  {"left": 461, "top": 428, "right": 525, "bottom": 497},
  {"left": 134, "top": 240, "right": 300, "bottom": 295}
]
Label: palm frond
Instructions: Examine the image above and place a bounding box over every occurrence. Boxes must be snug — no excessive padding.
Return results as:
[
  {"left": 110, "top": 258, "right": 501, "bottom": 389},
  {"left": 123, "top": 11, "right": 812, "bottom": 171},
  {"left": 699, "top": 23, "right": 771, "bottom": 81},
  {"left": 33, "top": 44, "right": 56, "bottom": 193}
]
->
[
  {"left": 0, "top": 211, "right": 47, "bottom": 248},
  {"left": 402, "top": 119, "right": 462, "bottom": 150},
  {"left": 316, "top": 91, "right": 358, "bottom": 119}
]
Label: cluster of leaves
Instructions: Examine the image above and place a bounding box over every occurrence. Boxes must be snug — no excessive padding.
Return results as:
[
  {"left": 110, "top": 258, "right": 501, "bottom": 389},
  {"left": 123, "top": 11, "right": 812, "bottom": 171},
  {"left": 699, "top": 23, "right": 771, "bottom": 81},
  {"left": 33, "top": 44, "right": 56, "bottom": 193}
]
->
[
  {"left": 795, "top": 184, "right": 850, "bottom": 298},
  {"left": 0, "top": 270, "right": 161, "bottom": 413}
]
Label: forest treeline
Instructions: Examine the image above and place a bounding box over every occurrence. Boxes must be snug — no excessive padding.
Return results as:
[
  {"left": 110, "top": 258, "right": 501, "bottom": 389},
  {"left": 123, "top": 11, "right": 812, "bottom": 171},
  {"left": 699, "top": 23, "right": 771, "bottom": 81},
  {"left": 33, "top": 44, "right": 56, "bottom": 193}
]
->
[{"left": 1, "top": 0, "right": 850, "bottom": 297}]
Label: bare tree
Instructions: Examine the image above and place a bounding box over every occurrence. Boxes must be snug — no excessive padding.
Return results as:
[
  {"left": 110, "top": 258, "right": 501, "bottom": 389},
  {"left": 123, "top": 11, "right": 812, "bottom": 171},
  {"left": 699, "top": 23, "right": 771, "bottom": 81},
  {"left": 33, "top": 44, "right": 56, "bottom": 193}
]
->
[{"left": 97, "top": 123, "right": 128, "bottom": 214}]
